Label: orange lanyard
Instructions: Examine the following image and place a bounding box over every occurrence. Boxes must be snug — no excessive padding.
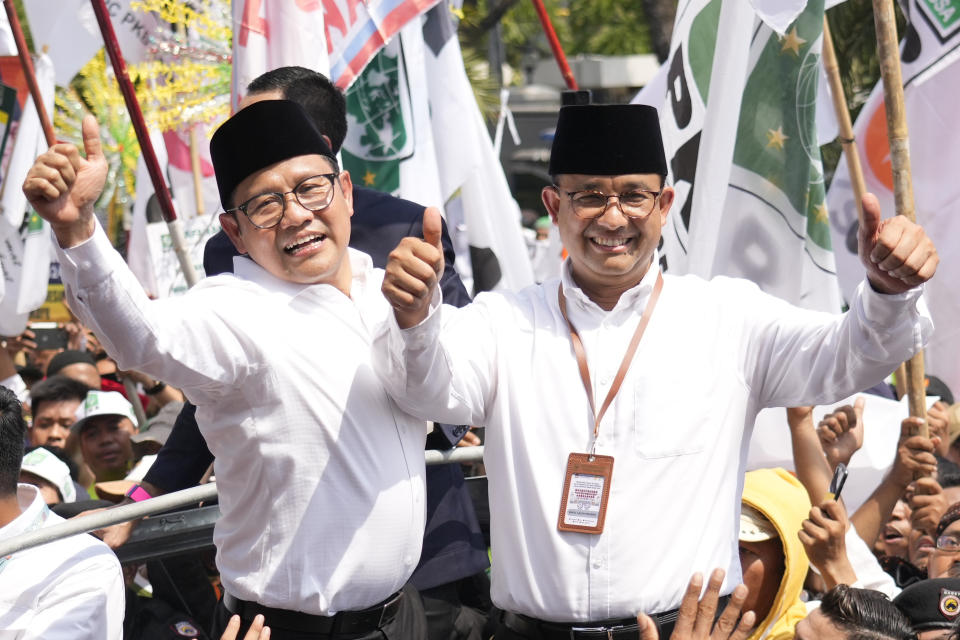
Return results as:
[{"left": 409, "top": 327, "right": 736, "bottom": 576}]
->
[{"left": 558, "top": 272, "right": 664, "bottom": 455}]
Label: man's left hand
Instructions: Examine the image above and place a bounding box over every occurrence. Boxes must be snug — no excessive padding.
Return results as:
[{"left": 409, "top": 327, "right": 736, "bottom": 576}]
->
[{"left": 858, "top": 192, "right": 938, "bottom": 294}]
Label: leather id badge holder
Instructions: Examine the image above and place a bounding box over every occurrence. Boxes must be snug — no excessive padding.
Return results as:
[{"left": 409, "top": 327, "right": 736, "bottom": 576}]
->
[{"left": 557, "top": 453, "right": 614, "bottom": 534}]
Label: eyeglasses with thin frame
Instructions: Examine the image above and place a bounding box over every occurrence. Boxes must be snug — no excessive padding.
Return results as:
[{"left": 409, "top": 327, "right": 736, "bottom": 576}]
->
[
  {"left": 226, "top": 173, "right": 340, "bottom": 229},
  {"left": 553, "top": 185, "right": 662, "bottom": 219},
  {"left": 937, "top": 534, "right": 960, "bottom": 552}
]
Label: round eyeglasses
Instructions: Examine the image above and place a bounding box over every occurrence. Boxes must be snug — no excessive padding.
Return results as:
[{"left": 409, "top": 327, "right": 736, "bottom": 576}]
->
[
  {"left": 226, "top": 173, "right": 340, "bottom": 229},
  {"left": 554, "top": 186, "right": 662, "bottom": 220}
]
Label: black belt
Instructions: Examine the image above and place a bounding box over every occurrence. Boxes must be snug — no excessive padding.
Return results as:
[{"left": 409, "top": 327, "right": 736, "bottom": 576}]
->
[
  {"left": 501, "top": 596, "right": 731, "bottom": 640},
  {"left": 222, "top": 590, "right": 403, "bottom": 635}
]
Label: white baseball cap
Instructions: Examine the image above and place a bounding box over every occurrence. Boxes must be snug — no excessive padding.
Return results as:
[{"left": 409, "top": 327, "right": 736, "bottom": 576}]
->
[
  {"left": 21, "top": 448, "right": 76, "bottom": 502},
  {"left": 71, "top": 390, "right": 138, "bottom": 434}
]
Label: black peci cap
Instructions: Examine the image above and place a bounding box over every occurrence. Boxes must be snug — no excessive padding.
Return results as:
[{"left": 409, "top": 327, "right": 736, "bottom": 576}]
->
[
  {"left": 210, "top": 100, "right": 334, "bottom": 210},
  {"left": 548, "top": 103, "right": 667, "bottom": 177}
]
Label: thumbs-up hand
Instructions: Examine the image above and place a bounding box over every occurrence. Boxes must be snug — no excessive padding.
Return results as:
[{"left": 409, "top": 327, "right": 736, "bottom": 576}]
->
[
  {"left": 382, "top": 206, "right": 446, "bottom": 329},
  {"left": 23, "top": 114, "right": 108, "bottom": 248},
  {"left": 857, "top": 192, "right": 938, "bottom": 294}
]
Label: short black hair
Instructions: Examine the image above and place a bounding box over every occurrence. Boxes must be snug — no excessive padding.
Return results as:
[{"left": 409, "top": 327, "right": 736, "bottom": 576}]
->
[
  {"left": 29, "top": 375, "right": 91, "bottom": 417},
  {"left": 0, "top": 386, "right": 27, "bottom": 497},
  {"left": 247, "top": 66, "right": 348, "bottom": 154},
  {"left": 820, "top": 585, "right": 916, "bottom": 640}
]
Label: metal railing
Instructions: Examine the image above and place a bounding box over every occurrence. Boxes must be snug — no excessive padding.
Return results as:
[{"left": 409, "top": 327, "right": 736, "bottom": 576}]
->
[{"left": 0, "top": 445, "right": 485, "bottom": 558}]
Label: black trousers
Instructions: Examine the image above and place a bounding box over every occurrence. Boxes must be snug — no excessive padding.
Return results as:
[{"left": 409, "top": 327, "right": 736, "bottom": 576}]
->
[
  {"left": 211, "top": 585, "right": 428, "bottom": 640},
  {"left": 419, "top": 572, "right": 492, "bottom": 640}
]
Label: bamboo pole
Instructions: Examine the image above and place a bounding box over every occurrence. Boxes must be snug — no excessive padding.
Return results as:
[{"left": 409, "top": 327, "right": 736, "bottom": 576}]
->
[
  {"left": 188, "top": 125, "right": 205, "bottom": 216},
  {"left": 89, "top": 0, "right": 199, "bottom": 288},
  {"left": 3, "top": 0, "right": 54, "bottom": 146},
  {"left": 529, "top": 0, "right": 578, "bottom": 90},
  {"left": 871, "top": 0, "right": 927, "bottom": 430}
]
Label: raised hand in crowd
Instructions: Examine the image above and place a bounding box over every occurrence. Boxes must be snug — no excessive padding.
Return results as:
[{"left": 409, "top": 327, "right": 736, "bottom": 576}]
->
[
  {"left": 928, "top": 401, "right": 951, "bottom": 456},
  {"left": 817, "top": 398, "right": 866, "bottom": 470},
  {"left": 908, "top": 476, "right": 948, "bottom": 537},
  {"left": 0, "top": 329, "right": 36, "bottom": 381},
  {"left": 382, "top": 206, "right": 445, "bottom": 328},
  {"left": 799, "top": 499, "right": 857, "bottom": 589},
  {"left": 637, "top": 569, "right": 755, "bottom": 640},
  {"left": 857, "top": 192, "right": 939, "bottom": 293},
  {"left": 22, "top": 113, "right": 107, "bottom": 247},
  {"left": 851, "top": 415, "right": 938, "bottom": 548},
  {"left": 787, "top": 406, "right": 836, "bottom": 506}
]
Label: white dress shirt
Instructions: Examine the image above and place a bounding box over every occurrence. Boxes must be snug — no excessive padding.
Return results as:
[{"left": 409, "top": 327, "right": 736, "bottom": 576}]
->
[
  {"left": 0, "top": 484, "right": 124, "bottom": 639},
  {"left": 58, "top": 225, "right": 427, "bottom": 615},
  {"left": 373, "top": 256, "right": 931, "bottom": 622}
]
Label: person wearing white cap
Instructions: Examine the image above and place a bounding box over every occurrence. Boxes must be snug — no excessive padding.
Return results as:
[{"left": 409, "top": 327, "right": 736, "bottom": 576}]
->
[
  {"left": 19, "top": 447, "right": 77, "bottom": 505},
  {"left": 71, "top": 390, "right": 139, "bottom": 495}
]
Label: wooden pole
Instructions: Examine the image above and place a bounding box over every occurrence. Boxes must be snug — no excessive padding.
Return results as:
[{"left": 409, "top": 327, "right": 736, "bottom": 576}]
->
[
  {"left": 188, "top": 125, "right": 205, "bottom": 217},
  {"left": 89, "top": 0, "right": 199, "bottom": 288},
  {"left": 3, "top": 0, "right": 54, "bottom": 146},
  {"left": 871, "top": 0, "right": 926, "bottom": 430},
  {"left": 529, "top": 0, "right": 578, "bottom": 90}
]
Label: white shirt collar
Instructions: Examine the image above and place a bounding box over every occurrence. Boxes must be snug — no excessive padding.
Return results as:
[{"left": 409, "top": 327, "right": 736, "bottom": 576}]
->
[
  {"left": 559, "top": 250, "right": 662, "bottom": 315},
  {"left": 0, "top": 485, "right": 48, "bottom": 540},
  {"left": 230, "top": 248, "right": 375, "bottom": 303}
]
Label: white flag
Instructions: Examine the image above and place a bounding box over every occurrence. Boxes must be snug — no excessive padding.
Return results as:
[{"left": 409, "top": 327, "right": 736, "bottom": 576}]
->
[
  {"left": 827, "top": 2, "right": 960, "bottom": 395},
  {"left": 0, "top": 55, "right": 55, "bottom": 334},
  {"left": 231, "top": 1, "right": 329, "bottom": 109}
]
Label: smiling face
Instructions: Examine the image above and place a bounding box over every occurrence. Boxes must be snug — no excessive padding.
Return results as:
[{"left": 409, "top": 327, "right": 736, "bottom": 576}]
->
[
  {"left": 542, "top": 173, "right": 673, "bottom": 304},
  {"left": 219, "top": 154, "right": 354, "bottom": 291}
]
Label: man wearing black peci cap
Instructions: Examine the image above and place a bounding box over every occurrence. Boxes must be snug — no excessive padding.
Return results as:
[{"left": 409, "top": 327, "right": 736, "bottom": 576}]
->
[
  {"left": 374, "top": 101, "right": 938, "bottom": 638},
  {"left": 23, "top": 101, "right": 429, "bottom": 639}
]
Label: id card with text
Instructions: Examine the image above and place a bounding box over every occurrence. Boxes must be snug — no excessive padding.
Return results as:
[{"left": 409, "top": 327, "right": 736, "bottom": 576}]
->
[{"left": 557, "top": 453, "right": 614, "bottom": 534}]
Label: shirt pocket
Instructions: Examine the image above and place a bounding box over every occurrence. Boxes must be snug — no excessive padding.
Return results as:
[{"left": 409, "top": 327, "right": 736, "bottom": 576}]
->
[{"left": 633, "top": 385, "right": 705, "bottom": 458}]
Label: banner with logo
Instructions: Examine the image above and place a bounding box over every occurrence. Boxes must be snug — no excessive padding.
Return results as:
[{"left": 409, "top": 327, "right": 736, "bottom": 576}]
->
[
  {"left": 23, "top": 0, "right": 163, "bottom": 86},
  {"left": 635, "top": 0, "right": 841, "bottom": 312},
  {"left": 341, "top": 7, "right": 533, "bottom": 293},
  {"left": 826, "top": 0, "right": 960, "bottom": 394}
]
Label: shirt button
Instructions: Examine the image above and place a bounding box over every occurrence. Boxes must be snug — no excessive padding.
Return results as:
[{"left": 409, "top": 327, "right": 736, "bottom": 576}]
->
[
  {"left": 592, "top": 560, "right": 603, "bottom": 569},
  {"left": 404, "top": 556, "right": 413, "bottom": 565}
]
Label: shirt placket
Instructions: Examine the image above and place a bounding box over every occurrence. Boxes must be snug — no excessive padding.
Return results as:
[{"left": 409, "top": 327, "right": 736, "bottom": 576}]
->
[{"left": 586, "top": 316, "right": 613, "bottom": 619}]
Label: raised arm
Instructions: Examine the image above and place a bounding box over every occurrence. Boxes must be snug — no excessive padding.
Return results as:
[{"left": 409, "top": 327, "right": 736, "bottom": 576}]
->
[{"left": 23, "top": 115, "right": 254, "bottom": 400}]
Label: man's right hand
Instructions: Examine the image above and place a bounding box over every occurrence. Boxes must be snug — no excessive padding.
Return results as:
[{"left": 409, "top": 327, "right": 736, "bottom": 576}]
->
[
  {"left": 22, "top": 114, "right": 107, "bottom": 248},
  {"left": 382, "top": 206, "right": 445, "bottom": 329}
]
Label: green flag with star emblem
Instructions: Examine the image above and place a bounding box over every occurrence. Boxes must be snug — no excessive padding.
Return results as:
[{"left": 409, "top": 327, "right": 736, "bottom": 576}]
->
[
  {"left": 341, "top": 39, "right": 413, "bottom": 195},
  {"left": 636, "top": 0, "right": 841, "bottom": 312}
]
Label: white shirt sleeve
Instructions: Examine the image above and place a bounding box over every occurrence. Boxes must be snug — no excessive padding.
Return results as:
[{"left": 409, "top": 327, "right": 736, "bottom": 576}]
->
[
  {"left": 373, "top": 283, "right": 497, "bottom": 427},
  {"left": 740, "top": 279, "right": 932, "bottom": 408},
  {"left": 1, "top": 372, "right": 27, "bottom": 403},
  {"left": 56, "top": 221, "right": 257, "bottom": 403}
]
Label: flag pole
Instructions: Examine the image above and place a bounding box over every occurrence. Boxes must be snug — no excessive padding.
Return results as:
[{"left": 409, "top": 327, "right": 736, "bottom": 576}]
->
[
  {"left": 89, "top": 0, "right": 199, "bottom": 288},
  {"left": 529, "top": 0, "right": 578, "bottom": 90},
  {"left": 189, "top": 125, "right": 205, "bottom": 216},
  {"left": 2, "top": 0, "right": 54, "bottom": 146},
  {"left": 871, "top": 0, "right": 927, "bottom": 430}
]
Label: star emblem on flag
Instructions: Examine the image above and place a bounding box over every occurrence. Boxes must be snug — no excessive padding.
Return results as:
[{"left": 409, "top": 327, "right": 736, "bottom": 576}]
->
[
  {"left": 765, "top": 127, "right": 789, "bottom": 150},
  {"left": 780, "top": 27, "right": 806, "bottom": 56}
]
